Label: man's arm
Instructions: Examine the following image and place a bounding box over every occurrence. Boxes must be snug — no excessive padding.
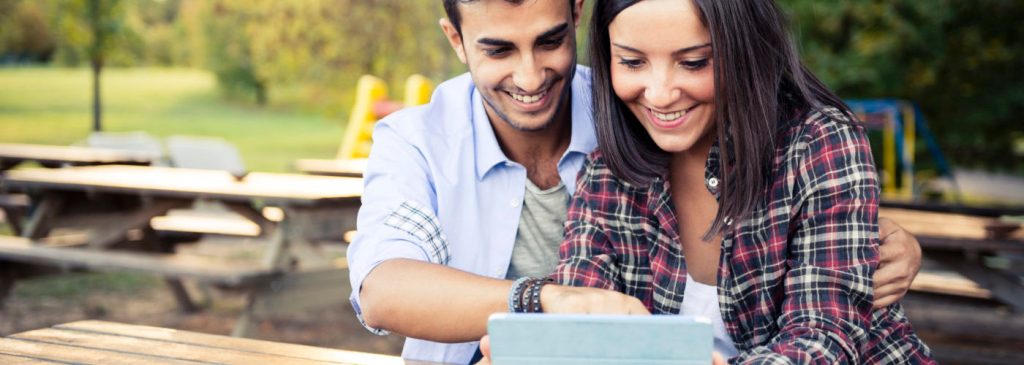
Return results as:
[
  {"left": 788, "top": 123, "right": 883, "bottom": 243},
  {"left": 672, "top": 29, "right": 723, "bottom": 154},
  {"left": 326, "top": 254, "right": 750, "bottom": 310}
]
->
[
  {"left": 347, "top": 121, "right": 505, "bottom": 342},
  {"left": 872, "top": 217, "right": 923, "bottom": 308},
  {"left": 360, "top": 259, "right": 510, "bottom": 342}
]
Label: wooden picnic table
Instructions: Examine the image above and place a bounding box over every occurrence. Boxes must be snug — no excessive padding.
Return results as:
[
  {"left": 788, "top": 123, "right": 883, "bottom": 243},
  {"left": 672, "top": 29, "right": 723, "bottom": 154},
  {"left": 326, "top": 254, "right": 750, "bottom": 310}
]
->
[
  {"left": 0, "top": 320, "right": 446, "bottom": 364},
  {"left": 880, "top": 207, "right": 1024, "bottom": 312},
  {"left": 294, "top": 158, "right": 368, "bottom": 178},
  {"left": 0, "top": 165, "right": 364, "bottom": 336},
  {"left": 0, "top": 143, "right": 157, "bottom": 171}
]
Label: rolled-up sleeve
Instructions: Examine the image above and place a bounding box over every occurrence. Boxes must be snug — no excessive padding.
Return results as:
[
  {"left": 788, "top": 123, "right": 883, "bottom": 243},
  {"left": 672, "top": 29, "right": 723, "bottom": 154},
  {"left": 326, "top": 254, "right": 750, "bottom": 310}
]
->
[{"left": 347, "top": 120, "right": 451, "bottom": 335}]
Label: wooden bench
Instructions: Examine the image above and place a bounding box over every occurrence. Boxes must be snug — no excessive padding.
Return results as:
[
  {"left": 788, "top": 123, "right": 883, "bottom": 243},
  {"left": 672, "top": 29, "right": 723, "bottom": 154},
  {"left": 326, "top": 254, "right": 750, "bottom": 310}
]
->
[
  {"left": 0, "top": 236, "right": 277, "bottom": 291},
  {"left": 0, "top": 320, "right": 439, "bottom": 365}
]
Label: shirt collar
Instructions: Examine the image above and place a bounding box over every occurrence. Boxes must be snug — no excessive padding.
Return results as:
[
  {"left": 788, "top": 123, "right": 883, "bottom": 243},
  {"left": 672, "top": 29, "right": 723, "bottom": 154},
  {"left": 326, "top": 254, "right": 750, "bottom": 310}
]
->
[
  {"left": 471, "top": 89, "right": 508, "bottom": 180},
  {"left": 563, "top": 69, "right": 598, "bottom": 162},
  {"left": 472, "top": 67, "right": 597, "bottom": 180}
]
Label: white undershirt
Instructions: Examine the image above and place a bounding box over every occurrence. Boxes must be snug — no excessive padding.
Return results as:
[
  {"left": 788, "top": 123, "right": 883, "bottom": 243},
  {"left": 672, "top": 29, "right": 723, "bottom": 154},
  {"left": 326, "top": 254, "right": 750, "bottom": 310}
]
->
[{"left": 681, "top": 274, "right": 739, "bottom": 358}]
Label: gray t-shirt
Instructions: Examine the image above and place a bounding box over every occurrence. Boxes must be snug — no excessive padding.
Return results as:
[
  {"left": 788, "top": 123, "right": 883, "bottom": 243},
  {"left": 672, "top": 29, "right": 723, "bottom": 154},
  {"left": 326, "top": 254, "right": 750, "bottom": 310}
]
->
[{"left": 505, "top": 179, "right": 570, "bottom": 279}]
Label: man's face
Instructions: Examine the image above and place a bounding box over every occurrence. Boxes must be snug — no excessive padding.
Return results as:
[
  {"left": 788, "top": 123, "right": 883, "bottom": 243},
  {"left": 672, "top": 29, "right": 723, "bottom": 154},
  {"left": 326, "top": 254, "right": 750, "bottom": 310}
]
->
[{"left": 441, "top": 0, "right": 579, "bottom": 132}]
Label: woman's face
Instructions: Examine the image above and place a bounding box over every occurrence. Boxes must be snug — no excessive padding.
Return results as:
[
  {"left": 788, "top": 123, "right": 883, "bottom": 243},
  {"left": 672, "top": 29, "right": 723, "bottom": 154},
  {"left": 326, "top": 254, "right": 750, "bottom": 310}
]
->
[{"left": 609, "top": 0, "right": 716, "bottom": 154}]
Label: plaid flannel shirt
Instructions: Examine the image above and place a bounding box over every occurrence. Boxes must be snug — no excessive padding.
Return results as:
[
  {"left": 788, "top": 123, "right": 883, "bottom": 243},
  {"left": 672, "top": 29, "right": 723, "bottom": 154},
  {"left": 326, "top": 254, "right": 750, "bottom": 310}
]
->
[{"left": 554, "top": 108, "right": 935, "bottom": 364}]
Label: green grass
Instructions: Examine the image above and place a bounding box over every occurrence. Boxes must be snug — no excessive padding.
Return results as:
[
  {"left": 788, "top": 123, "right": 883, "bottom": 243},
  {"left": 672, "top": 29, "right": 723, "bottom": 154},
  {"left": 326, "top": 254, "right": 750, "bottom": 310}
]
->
[
  {"left": 0, "top": 67, "right": 346, "bottom": 172},
  {"left": 12, "top": 272, "right": 161, "bottom": 301}
]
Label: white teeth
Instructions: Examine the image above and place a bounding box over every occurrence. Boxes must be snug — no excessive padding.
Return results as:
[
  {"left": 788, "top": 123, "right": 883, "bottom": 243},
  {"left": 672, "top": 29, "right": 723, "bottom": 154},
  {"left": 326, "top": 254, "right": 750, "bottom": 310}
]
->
[
  {"left": 652, "top": 109, "right": 686, "bottom": 121},
  {"left": 510, "top": 91, "right": 545, "bottom": 104}
]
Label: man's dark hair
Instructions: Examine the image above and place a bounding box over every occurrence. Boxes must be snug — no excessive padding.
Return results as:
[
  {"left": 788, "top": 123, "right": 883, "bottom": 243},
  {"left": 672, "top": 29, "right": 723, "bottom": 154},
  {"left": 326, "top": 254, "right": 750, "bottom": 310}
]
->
[
  {"left": 589, "top": 0, "right": 856, "bottom": 240},
  {"left": 443, "top": 0, "right": 577, "bottom": 35}
]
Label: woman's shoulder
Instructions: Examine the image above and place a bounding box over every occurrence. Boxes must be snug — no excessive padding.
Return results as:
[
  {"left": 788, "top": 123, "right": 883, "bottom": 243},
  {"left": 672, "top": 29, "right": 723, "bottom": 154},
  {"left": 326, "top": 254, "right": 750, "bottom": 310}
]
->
[
  {"left": 581, "top": 149, "right": 618, "bottom": 186},
  {"left": 780, "top": 106, "right": 871, "bottom": 157},
  {"left": 581, "top": 149, "right": 656, "bottom": 194},
  {"left": 790, "top": 106, "right": 867, "bottom": 142}
]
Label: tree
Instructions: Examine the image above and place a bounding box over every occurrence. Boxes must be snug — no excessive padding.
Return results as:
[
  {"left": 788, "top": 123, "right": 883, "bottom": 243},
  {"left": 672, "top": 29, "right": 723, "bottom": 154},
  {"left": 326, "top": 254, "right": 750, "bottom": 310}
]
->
[
  {"left": 53, "top": 0, "right": 131, "bottom": 132},
  {"left": 781, "top": 0, "right": 1024, "bottom": 172},
  {"left": 198, "top": 0, "right": 454, "bottom": 109}
]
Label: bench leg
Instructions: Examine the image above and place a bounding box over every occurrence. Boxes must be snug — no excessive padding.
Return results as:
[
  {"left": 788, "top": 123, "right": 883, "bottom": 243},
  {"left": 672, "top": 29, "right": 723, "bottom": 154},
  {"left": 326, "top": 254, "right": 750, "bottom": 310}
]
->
[
  {"left": 165, "top": 279, "right": 199, "bottom": 313},
  {"left": 0, "top": 275, "right": 14, "bottom": 308},
  {"left": 1, "top": 207, "right": 24, "bottom": 236},
  {"left": 231, "top": 293, "right": 258, "bottom": 337},
  {"left": 21, "top": 193, "right": 64, "bottom": 239}
]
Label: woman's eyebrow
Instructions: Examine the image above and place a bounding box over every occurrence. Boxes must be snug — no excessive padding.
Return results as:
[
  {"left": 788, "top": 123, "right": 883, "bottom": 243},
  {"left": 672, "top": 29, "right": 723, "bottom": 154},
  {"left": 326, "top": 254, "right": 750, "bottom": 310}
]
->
[{"left": 611, "top": 42, "right": 712, "bottom": 55}]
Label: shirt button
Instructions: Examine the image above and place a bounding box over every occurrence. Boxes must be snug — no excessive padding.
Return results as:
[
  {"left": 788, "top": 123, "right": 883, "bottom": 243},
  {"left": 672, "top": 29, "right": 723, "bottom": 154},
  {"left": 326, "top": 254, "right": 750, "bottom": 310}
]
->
[
  {"left": 708, "top": 177, "right": 719, "bottom": 188},
  {"left": 510, "top": 198, "right": 521, "bottom": 208}
]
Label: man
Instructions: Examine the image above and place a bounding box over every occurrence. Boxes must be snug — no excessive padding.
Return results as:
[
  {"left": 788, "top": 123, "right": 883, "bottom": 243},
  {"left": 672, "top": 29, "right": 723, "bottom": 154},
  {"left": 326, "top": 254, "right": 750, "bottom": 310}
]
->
[{"left": 347, "top": 1, "right": 923, "bottom": 364}]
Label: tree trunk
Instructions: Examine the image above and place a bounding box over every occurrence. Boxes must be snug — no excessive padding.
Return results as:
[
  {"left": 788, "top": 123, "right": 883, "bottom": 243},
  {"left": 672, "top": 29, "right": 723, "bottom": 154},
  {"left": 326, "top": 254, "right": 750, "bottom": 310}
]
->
[
  {"left": 91, "top": 60, "right": 102, "bottom": 132},
  {"left": 255, "top": 80, "right": 267, "bottom": 106}
]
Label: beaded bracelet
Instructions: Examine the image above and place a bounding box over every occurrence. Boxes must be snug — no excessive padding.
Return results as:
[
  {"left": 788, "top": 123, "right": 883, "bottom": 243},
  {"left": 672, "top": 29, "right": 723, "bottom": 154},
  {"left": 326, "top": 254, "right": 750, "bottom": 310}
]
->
[
  {"left": 508, "top": 276, "right": 531, "bottom": 313},
  {"left": 528, "top": 278, "right": 554, "bottom": 313}
]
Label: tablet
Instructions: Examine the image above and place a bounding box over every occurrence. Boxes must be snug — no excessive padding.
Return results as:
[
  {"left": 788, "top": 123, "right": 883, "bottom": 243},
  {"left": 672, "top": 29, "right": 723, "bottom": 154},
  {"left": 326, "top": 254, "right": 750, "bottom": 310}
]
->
[{"left": 487, "top": 313, "right": 712, "bottom": 365}]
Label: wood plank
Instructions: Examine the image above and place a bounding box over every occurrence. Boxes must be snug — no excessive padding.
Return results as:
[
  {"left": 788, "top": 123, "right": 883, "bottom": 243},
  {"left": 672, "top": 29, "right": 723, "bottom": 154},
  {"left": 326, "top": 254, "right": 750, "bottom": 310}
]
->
[
  {"left": 0, "top": 143, "right": 156, "bottom": 166},
  {"left": 0, "top": 352, "right": 63, "bottom": 364},
  {"left": 294, "top": 158, "right": 367, "bottom": 178},
  {"left": 150, "top": 214, "right": 261, "bottom": 237},
  {"left": 879, "top": 207, "right": 1024, "bottom": 240},
  {"left": 910, "top": 270, "right": 991, "bottom": 299},
  {"left": 45, "top": 321, "right": 411, "bottom": 365},
  {"left": 0, "top": 236, "right": 276, "bottom": 287},
  {"left": 0, "top": 337, "right": 196, "bottom": 364},
  {"left": 3, "top": 165, "right": 362, "bottom": 206},
  {"left": 11, "top": 328, "right": 341, "bottom": 365}
]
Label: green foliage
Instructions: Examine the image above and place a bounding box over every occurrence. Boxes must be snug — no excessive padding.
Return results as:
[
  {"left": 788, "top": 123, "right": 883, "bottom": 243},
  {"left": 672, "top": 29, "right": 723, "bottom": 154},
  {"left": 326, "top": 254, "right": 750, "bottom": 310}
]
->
[
  {"left": 781, "top": 0, "right": 1024, "bottom": 172},
  {"left": 0, "top": 0, "right": 57, "bottom": 62},
  {"left": 197, "top": 0, "right": 455, "bottom": 112},
  {"left": 50, "top": 0, "right": 140, "bottom": 67}
]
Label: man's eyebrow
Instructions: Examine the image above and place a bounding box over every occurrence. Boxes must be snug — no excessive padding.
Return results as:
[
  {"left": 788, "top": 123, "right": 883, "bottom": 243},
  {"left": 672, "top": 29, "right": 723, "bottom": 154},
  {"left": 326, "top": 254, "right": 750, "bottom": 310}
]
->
[
  {"left": 612, "top": 42, "right": 712, "bottom": 55},
  {"left": 478, "top": 37, "right": 513, "bottom": 47},
  {"left": 536, "top": 23, "right": 570, "bottom": 41},
  {"left": 476, "top": 23, "right": 570, "bottom": 47}
]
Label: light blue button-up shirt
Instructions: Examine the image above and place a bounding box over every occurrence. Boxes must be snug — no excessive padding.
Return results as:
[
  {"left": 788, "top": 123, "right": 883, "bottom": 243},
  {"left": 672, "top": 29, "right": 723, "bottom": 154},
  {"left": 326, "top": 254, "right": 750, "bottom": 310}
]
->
[{"left": 347, "top": 66, "right": 595, "bottom": 364}]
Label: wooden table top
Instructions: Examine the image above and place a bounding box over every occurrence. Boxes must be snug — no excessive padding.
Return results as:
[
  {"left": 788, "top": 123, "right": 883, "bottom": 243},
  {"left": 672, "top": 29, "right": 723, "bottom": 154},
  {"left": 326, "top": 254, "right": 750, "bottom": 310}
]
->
[
  {"left": 0, "top": 320, "right": 445, "bottom": 364},
  {"left": 2, "top": 165, "right": 363, "bottom": 206},
  {"left": 0, "top": 143, "right": 156, "bottom": 166},
  {"left": 294, "top": 158, "right": 368, "bottom": 178},
  {"left": 879, "top": 207, "right": 1024, "bottom": 251}
]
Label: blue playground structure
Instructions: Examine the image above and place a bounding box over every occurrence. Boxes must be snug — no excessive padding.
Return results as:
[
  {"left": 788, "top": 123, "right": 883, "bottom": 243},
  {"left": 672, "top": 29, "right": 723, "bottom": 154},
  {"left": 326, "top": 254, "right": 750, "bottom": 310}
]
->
[{"left": 845, "top": 99, "right": 959, "bottom": 201}]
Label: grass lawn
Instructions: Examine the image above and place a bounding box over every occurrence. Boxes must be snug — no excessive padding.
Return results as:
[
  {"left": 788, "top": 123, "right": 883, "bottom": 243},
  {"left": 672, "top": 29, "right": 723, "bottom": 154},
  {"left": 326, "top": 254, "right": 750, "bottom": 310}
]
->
[{"left": 0, "top": 67, "right": 346, "bottom": 172}]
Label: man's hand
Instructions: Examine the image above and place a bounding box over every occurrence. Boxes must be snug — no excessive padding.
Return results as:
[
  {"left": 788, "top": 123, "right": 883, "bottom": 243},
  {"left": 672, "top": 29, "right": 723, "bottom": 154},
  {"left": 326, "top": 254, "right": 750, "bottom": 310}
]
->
[
  {"left": 540, "top": 285, "right": 651, "bottom": 315},
  {"left": 475, "top": 335, "right": 492, "bottom": 365},
  {"left": 873, "top": 217, "right": 923, "bottom": 308}
]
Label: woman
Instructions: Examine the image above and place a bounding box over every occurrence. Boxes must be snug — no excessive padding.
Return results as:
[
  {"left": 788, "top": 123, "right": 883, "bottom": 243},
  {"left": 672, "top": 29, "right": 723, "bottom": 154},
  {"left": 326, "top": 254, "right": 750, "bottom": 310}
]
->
[{"left": 550, "top": 0, "right": 934, "bottom": 363}]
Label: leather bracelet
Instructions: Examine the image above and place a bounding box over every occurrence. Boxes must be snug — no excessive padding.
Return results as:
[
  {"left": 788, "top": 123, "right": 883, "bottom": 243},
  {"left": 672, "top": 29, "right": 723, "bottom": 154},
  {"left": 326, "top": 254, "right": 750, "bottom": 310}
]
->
[{"left": 519, "top": 278, "right": 536, "bottom": 312}]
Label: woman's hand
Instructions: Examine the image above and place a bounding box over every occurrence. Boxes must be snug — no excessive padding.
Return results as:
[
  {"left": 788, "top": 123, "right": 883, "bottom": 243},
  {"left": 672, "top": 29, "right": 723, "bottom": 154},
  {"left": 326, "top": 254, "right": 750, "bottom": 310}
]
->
[
  {"left": 873, "top": 217, "right": 923, "bottom": 308},
  {"left": 540, "top": 284, "right": 651, "bottom": 314}
]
